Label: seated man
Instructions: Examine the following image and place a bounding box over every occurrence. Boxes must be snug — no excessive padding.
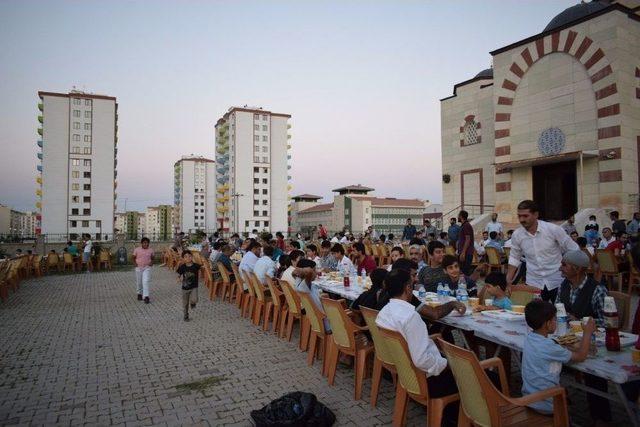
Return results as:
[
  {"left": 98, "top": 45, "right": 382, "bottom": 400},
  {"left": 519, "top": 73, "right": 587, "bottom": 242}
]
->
[
  {"left": 331, "top": 243, "right": 355, "bottom": 275},
  {"left": 386, "top": 246, "right": 405, "bottom": 271},
  {"left": 318, "top": 240, "right": 338, "bottom": 271},
  {"left": 418, "top": 241, "right": 449, "bottom": 293},
  {"left": 408, "top": 244, "right": 426, "bottom": 274},
  {"left": 239, "top": 241, "right": 261, "bottom": 275},
  {"left": 353, "top": 242, "right": 376, "bottom": 275},
  {"left": 484, "top": 231, "right": 504, "bottom": 254},
  {"left": 253, "top": 245, "right": 276, "bottom": 285}
]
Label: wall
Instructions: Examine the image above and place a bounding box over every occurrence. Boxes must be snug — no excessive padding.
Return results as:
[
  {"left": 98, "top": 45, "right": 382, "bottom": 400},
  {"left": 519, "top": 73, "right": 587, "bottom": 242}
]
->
[
  {"left": 91, "top": 97, "right": 116, "bottom": 237},
  {"left": 270, "top": 115, "right": 289, "bottom": 234}
]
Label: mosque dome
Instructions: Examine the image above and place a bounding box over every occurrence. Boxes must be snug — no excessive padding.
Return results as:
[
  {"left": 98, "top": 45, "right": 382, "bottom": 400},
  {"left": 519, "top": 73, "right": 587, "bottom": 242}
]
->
[
  {"left": 543, "top": 1, "right": 609, "bottom": 32},
  {"left": 474, "top": 68, "right": 493, "bottom": 79}
]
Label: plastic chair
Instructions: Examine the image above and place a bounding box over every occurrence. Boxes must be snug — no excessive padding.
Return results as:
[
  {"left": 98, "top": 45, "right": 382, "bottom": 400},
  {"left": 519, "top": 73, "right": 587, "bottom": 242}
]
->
[
  {"left": 485, "top": 247, "right": 503, "bottom": 272},
  {"left": 298, "top": 290, "right": 329, "bottom": 374},
  {"left": 626, "top": 252, "right": 640, "bottom": 295},
  {"left": 596, "top": 249, "right": 626, "bottom": 292},
  {"left": 98, "top": 250, "right": 112, "bottom": 270},
  {"left": 266, "top": 277, "right": 288, "bottom": 336},
  {"left": 438, "top": 338, "right": 569, "bottom": 427},
  {"left": 377, "top": 327, "right": 458, "bottom": 427},
  {"left": 609, "top": 290, "right": 631, "bottom": 331},
  {"left": 280, "top": 280, "right": 310, "bottom": 351},
  {"left": 46, "top": 253, "right": 61, "bottom": 273},
  {"left": 242, "top": 271, "right": 257, "bottom": 320},
  {"left": 215, "top": 262, "right": 233, "bottom": 302},
  {"left": 230, "top": 263, "right": 249, "bottom": 312},
  {"left": 63, "top": 253, "right": 76, "bottom": 272},
  {"left": 509, "top": 284, "right": 539, "bottom": 306},
  {"left": 248, "top": 271, "right": 271, "bottom": 328},
  {"left": 321, "top": 297, "right": 373, "bottom": 401},
  {"left": 360, "top": 306, "right": 397, "bottom": 407},
  {"left": 30, "top": 255, "right": 43, "bottom": 277}
]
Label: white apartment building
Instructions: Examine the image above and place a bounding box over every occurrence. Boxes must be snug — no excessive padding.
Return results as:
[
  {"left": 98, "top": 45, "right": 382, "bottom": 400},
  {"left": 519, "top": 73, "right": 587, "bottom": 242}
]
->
[
  {"left": 20, "top": 212, "right": 37, "bottom": 237},
  {"left": 215, "top": 107, "right": 291, "bottom": 234},
  {"left": 37, "top": 90, "right": 117, "bottom": 240},
  {"left": 145, "top": 205, "right": 173, "bottom": 241},
  {"left": 114, "top": 211, "right": 146, "bottom": 239},
  {"left": 174, "top": 156, "right": 216, "bottom": 232}
]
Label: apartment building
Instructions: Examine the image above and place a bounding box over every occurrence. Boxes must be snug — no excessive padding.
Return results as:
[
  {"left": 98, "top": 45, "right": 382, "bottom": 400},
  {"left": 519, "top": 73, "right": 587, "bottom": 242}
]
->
[
  {"left": 114, "top": 211, "right": 146, "bottom": 240},
  {"left": 37, "top": 90, "right": 117, "bottom": 240},
  {"left": 215, "top": 107, "right": 291, "bottom": 234},
  {"left": 174, "top": 156, "right": 216, "bottom": 232},
  {"left": 145, "top": 205, "right": 173, "bottom": 240}
]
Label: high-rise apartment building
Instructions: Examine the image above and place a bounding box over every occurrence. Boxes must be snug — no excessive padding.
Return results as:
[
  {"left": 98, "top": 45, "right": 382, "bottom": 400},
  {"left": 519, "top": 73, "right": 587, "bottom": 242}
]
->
[
  {"left": 215, "top": 107, "right": 291, "bottom": 234},
  {"left": 145, "top": 205, "right": 173, "bottom": 240},
  {"left": 174, "top": 156, "right": 216, "bottom": 232},
  {"left": 37, "top": 90, "right": 117, "bottom": 240},
  {"left": 114, "top": 211, "right": 145, "bottom": 240}
]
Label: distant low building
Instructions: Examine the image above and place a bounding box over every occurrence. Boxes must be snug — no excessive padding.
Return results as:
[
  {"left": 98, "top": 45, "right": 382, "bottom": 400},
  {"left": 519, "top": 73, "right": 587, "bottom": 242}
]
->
[
  {"left": 145, "top": 205, "right": 174, "bottom": 240},
  {"left": 291, "top": 185, "right": 426, "bottom": 237}
]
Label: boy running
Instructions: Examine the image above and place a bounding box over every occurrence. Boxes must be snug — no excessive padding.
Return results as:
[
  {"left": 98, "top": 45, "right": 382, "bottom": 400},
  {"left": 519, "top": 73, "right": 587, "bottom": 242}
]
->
[
  {"left": 176, "top": 250, "right": 201, "bottom": 321},
  {"left": 132, "top": 237, "right": 154, "bottom": 303}
]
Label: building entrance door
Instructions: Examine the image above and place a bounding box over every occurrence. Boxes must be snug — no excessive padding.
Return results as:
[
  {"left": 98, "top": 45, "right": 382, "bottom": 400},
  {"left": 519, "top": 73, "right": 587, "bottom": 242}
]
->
[{"left": 532, "top": 160, "right": 577, "bottom": 221}]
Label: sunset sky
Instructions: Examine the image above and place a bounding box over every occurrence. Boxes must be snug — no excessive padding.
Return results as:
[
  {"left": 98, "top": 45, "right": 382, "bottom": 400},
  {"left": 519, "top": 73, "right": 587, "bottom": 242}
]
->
[{"left": 0, "top": 0, "right": 576, "bottom": 212}]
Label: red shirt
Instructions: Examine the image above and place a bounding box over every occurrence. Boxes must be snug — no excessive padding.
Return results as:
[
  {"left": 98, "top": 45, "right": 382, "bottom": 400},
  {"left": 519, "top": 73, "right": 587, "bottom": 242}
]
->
[
  {"left": 606, "top": 240, "right": 623, "bottom": 252},
  {"left": 457, "top": 221, "right": 474, "bottom": 256},
  {"left": 319, "top": 226, "right": 327, "bottom": 239},
  {"left": 276, "top": 237, "right": 285, "bottom": 251},
  {"left": 357, "top": 255, "right": 377, "bottom": 275}
]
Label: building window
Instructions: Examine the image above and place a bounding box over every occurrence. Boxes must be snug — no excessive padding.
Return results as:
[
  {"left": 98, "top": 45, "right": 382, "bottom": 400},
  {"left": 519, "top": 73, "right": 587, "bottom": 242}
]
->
[
  {"left": 255, "top": 221, "right": 260, "bottom": 226},
  {"left": 262, "top": 136, "right": 268, "bottom": 142},
  {"left": 254, "top": 156, "right": 259, "bottom": 162},
  {"left": 84, "top": 123, "right": 91, "bottom": 130},
  {"left": 264, "top": 221, "right": 269, "bottom": 227},
  {"left": 254, "top": 124, "right": 259, "bottom": 130},
  {"left": 245, "top": 221, "right": 249, "bottom": 227},
  {"left": 254, "top": 114, "right": 259, "bottom": 120},
  {"left": 84, "top": 196, "right": 91, "bottom": 202},
  {"left": 71, "top": 208, "right": 79, "bottom": 215},
  {"left": 262, "top": 114, "right": 267, "bottom": 120},
  {"left": 263, "top": 168, "right": 268, "bottom": 173},
  {"left": 254, "top": 146, "right": 260, "bottom": 152},
  {"left": 262, "top": 146, "right": 268, "bottom": 153},
  {"left": 73, "top": 134, "right": 80, "bottom": 141},
  {"left": 253, "top": 167, "right": 259, "bottom": 173},
  {"left": 84, "top": 159, "right": 91, "bottom": 166},
  {"left": 262, "top": 178, "right": 267, "bottom": 184},
  {"left": 462, "top": 119, "right": 480, "bottom": 146},
  {"left": 262, "top": 189, "right": 268, "bottom": 194},
  {"left": 83, "top": 184, "right": 91, "bottom": 190},
  {"left": 262, "top": 157, "right": 268, "bottom": 163},
  {"left": 254, "top": 135, "right": 259, "bottom": 141},
  {"left": 72, "top": 171, "right": 79, "bottom": 178},
  {"left": 83, "top": 147, "right": 91, "bottom": 154},
  {"left": 253, "top": 178, "right": 259, "bottom": 184},
  {"left": 73, "top": 99, "right": 81, "bottom": 105},
  {"left": 72, "top": 146, "right": 80, "bottom": 153},
  {"left": 254, "top": 189, "right": 259, "bottom": 194},
  {"left": 70, "top": 220, "right": 77, "bottom": 227},
  {"left": 254, "top": 210, "right": 259, "bottom": 216},
  {"left": 83, "top": 208, "right": 90, "bottom": 215},
  {"left": 95, "top": 220, "right": 101, "bottom": 227},
  {"left": 83, "top": 172, "right": 91, "bottom": 178},
  {"left": 254, "top": 200, "right": 259, "bottom": 205},
  {"left": 71, "top": 196, "right": 79, "bottom": 203},
  {"left": 85, "top": 99, "right": 91, "bottom": 106},
  {"left": 73, "top": 110, "right": 81, "bottom": 117},
  {"left": 84, "top": 111, "right": 91, "bottom": 119},
  {"left": 73, "top": 122, "right": 80, "bottom": 130},
  {"left": 82, "top": 221, "right": 89, "bottom": 227},
  {"left": 262, "top": 125, "right": 267, "bottom": 131},
  {"left": 262, "top": 200, "right": 268, "bottom": 205},
  {"left": 72, "top": 183, "right": 79, "bottom": 190},
  {"left": 84, "top": 135, "right": 91, "bottom": 142},
  {"left": 262, "top": 210, "right": 268, "bottom": 216}
]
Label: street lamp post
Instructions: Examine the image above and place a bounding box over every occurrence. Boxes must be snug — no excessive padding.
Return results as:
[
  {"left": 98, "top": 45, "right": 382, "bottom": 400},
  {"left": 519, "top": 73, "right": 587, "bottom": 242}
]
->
[{"left": 230, "top": 193, "right": 244, "bottom": 235}]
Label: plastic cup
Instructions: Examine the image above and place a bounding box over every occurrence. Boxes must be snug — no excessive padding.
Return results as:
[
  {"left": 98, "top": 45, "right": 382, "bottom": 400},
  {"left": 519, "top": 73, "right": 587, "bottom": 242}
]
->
[
  {"left": 469, "top": 297, "right": 479, "bottom": 309},
  {"left": 484, "top": 298, "right": 494, "bottom": 307},
  {"left": 632, "top": 349, "right": 640, "bottom": 364},
  {"left": 511, "top": 305, "right": 525, "bottom": 313}
]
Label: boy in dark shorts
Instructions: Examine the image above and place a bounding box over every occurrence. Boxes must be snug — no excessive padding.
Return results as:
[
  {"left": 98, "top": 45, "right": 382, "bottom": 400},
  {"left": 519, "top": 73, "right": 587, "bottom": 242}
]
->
[{"left": 176, "top": 250, "right": 201, "bottom": 322}]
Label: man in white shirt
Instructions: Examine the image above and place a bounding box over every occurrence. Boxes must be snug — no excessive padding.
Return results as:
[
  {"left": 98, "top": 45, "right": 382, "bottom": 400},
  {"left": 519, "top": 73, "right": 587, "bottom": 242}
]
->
[
  {"left": 253, "top": 245, "right": 276, "bottom": 285},
  {"left": 376, "top": 269, "right": 459, "bottom": 420},
  {"left": 507, "top": 200, "right": 578, "bottom": 302},
  {"left": 339, "top": 233, "right": 349, "bottom": 244},
  {"left": 485, "top": 213, "right": 504, "bottom": 239},
  {"left": 83, "top": 234, "right": 93, "bottom": 273},
  {"left": 330, "top": 243, "right": 355, "bottom": 275},
  {"left": 598, "top": 227, "right": 615, "bottom": 249},
  {"left": 239, "top": 241, "right": 261, "bottom": 274}
]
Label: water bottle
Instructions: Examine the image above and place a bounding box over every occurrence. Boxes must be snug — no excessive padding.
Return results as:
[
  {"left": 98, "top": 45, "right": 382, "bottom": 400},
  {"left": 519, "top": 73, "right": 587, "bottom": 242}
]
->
[
  {"left": 457, "top": 276, "right": 469, "bottom": 308},
  {"left": 360, "top": 269, "right": 367, "bottom": 286},
  {"left": 418, "top": 285, "right": 426, "bottom": 299},
  {"left": 443, "top": 283, "right": 451, "bottom": 300},
  {"left": 437, "top": 283, "right": 444, "bottom": 302},
  {"left": 555, "top": 303, "right": 568, "bottom": 336}
]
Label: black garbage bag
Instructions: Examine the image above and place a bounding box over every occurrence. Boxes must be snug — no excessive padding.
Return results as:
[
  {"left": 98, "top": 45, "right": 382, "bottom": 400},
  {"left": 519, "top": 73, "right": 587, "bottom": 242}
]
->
[{"left": 250, "top": 391, "right": 336, "bottom": 427}]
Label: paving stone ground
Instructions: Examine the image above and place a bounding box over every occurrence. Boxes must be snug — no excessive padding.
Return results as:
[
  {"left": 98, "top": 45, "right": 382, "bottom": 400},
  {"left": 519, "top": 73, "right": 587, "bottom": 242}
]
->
[{"left": 0, "top": 267, "right": 636, "bottom": 426}]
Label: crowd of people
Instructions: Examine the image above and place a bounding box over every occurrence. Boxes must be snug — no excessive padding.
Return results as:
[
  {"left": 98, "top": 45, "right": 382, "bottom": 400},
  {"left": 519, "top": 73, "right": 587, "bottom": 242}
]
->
[{"left": 151, "top": 200, "right": 640, "bottom": 425}]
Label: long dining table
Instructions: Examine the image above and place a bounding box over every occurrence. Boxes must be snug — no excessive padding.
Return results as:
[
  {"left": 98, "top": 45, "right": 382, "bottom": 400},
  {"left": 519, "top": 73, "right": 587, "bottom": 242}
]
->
[{"left": 313, "top": 277, "right": 640, "bottom": 426}]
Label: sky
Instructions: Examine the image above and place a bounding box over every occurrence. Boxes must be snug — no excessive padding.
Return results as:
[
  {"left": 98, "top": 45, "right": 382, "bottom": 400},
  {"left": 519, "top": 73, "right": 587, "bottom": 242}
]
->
[{"left": 0, "top": 0, "right": 577, "bottom": 212}]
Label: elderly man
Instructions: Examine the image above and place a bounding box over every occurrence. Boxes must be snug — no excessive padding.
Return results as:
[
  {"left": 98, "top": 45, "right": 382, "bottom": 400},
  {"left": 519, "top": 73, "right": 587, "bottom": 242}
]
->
[
  {"left": 555, "top": 249, "right": 611, "bottom": 422},
  {"left": 408, "top": 244, "right": 426, "bottom": 274},
  {"left": 485, "top": 213, "right": 503, "bottom": 238},
  {"left": 507, "top": 200, "right": 578, "bottom": 302}
]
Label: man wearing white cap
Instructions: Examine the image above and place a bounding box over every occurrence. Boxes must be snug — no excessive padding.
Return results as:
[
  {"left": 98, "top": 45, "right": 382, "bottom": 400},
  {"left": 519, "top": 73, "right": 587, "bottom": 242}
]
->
[
  {"left": 555, "top": 249, "right": 612, "bottom": 424},
  {"left": 506, "top": 200, "right": 579, "bottom": 302}
]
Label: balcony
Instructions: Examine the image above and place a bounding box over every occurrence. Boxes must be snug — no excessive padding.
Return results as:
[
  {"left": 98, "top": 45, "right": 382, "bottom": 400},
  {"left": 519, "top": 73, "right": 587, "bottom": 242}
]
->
[
  {"left": 287, "top": 154, "right": 291, "bottom": 160},
  {"left": 287, "top": 184, "right": 292, "bottom": 190},
  {"left": 287, "top": 144, "right": 291, "bottom": 150},
  {"left": 36, "top": 177, "right": 42, "bottom": 184},
  {"left": 37, "top": 152, "right": 43, "bottom": 160},
  {"left": 37, "top": 139, "right": 43, "bottom": 148},
  {"left": 36, "top": 189, "right": 42, "bottom": 197},
  {"left": 114, "top": 181, "right": 118, "bottom": 189},
  {"left": 37, "top": 127, "right": 42, "bottom": 136},
  {"left": 287, "top": 124, "right": 291, "bottom": 129},
  {"left": 35, "top": 201, "right": 41, "bottom": 209},
  {"left": 287, "top": 165, "right": 291, "bottom": 170},
  {"left": 37, "top": 165, "right": 42, "bottom": 172},
  {"left": 38, "top": 102, "right": 43, "bottom": 111},
  {"left": 38, "top": 115, "right": 43, "bottom": 124},
  {"left": 287, "top": 175, "right": 292, "bottom": 180},
  {"left": 287, "top": 134, "right": 291, "bottom": 139}
]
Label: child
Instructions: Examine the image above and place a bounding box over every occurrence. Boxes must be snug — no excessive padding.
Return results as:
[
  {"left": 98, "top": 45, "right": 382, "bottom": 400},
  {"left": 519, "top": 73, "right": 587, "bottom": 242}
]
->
[
  {"left": 522, "top": 300, "right": 595, "bottom": 414},
  {"left": 441, "top": 254, "right": 484, "bottom": 296},
  {"left": 132, "top": 237, "right": 154, "bottom": 303},
  {"left": 475, "top": 272, "right": 511, "bottom": 311},
  {"left": 176, "top": 250, "right": 201, "bottom": 322}
]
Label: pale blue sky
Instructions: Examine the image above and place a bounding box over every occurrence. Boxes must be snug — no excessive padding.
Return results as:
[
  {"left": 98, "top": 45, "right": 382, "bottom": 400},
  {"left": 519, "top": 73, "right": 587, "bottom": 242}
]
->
[{"left": 0, "top": 0, "right": 576, "bottom": 212}]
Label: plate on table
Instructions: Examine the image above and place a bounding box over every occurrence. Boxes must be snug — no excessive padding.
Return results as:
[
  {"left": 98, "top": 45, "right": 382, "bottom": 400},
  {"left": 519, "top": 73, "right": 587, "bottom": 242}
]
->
[
  {"left": 575, "top": 329, "right": 638, "bottom": 348},
  {"left": 481, "top": 310, "right": 525, "bottom": 322},
  {"left": 447, "top": 310, "right": 472, "bottom": 317}
]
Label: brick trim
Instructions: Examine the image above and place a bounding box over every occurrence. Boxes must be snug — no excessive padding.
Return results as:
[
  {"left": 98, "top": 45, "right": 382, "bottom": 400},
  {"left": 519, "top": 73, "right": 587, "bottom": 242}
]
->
[
  {"left": 495, "top": 146, "right": 511, "bottom": 156},
  {"left": 510, "top": 63, "right": 524, "bottom": 78},
  {"left": 595, "top": 83, "right": 617, "bottom": 100},
  {"left": 574, "top": 37, "right": 593, "bottom": 60},
  {"left": 584, "top": 48, "right": 604, "bottom": 70},
  {"left": 497, "top": 97, "right": 513, "bottom": 105},
  {"left": 597, "top": 104, "right": 620, "bottom": 118},
  {"left": 591, "top": 65, "right": 612, "bottom": 84},
  {"left": 502, "top": 79, "right": 517, "bottom": 91},
  {"left": 563, "top": 31, "right": 577, "bottom": 52},
  {"left": 495, "top": 113, "right": 511, "bottom": 122},
  {"left": 598, "top": 125, "right": 621, "bottom": 140},
  {"left": 496, "top": 182, "right": 511, "bottom": 192},
  {"left": 551, "top": 32, "right": 560, "bottom": 51},
  {"left": 495, "top": 129, "right": 510, "bottom": 139},
  {"left": 599, "top": 147, "right": 621, "bottom": 160}
]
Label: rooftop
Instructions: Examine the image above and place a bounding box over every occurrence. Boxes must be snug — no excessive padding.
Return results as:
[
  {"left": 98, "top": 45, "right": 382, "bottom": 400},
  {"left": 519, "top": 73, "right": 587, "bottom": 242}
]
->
[
  {"left": 543, "top": 1, "right": 609, "bottom": 32},
  {"left": 299, "top": 202, "right": 334, "bottom": 214},
  {"left": 215, "top": 106, "right": 292, "bottom": 126},
  {"left": 174, "top": 155, "right": 215, "bottom": 165},
  {"left": 332, "top": 184, "right": 375, "bottom": 195},
  {"left": 292, "top": 194, "right": 323, "bottom": 201},
  {"left": 38, "top": 90, "right": 117, "bottom": 101}
]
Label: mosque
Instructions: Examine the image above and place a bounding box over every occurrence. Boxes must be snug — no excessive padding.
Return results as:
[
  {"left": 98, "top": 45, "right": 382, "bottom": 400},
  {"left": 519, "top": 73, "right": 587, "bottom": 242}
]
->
[{"left": 441, "top": 0, "right": 640, "bottom": 224}]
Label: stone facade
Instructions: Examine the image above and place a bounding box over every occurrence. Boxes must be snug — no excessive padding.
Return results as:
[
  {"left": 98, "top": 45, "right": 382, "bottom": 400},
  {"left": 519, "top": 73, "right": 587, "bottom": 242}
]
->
[{"left": 441, "top": 2, "right": 640, "bottom": 222}]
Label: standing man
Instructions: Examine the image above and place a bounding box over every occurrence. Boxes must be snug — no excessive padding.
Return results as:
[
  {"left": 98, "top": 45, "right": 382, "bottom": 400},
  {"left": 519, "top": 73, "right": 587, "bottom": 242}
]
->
[
  {"left": 457, "top": 210, "right": 474, "bottom": 275},
  {"left": 423, "top": 220, "right": 436, "bottom": 240},
  {"left": 318, "top": 224, "right": 328, "bottom": 240},
  {"left": 132, "top": 237, "right": 154, "bottom": 303},
  {"left": 485, "top": 213, "right": 503, "bottom": 239},
  {"left": 507, "top": 200, "right": 578, "bottom": 302},
  {"left": 627, "top": 212, "right": 640, "bottom": 242},
  {"left": 447, "top": 217, "right": 460, "bottom": 247},
  {"left": 562, "top": 215, "right": 577, "bottom": 236},
  {"left": 401, "top": 218, "right": 417, "bottom": 242},
  {"left": 82, "top": 234, "right": 93, "bottom": 273},
  {"left": 610, "top": 210, "right": 627, "bottom": 235}
]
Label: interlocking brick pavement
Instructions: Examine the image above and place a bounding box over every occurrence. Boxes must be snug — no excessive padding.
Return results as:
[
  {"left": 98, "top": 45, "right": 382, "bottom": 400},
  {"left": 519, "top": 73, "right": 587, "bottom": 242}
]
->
[{"left": 0, "top": 267, "right": 635, "bottom": 426}]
